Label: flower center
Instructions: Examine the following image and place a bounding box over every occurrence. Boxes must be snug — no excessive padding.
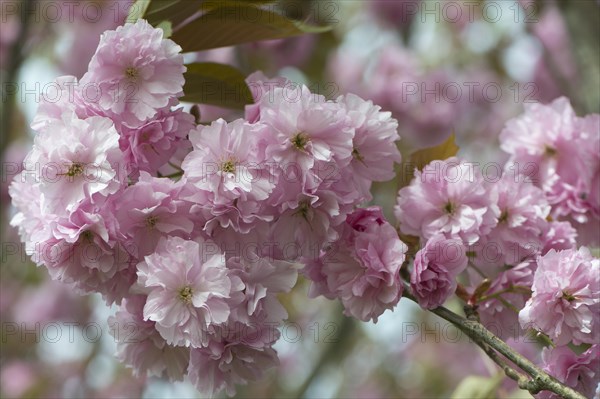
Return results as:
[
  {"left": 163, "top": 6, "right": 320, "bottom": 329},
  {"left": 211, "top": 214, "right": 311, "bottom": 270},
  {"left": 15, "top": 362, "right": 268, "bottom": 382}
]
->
[
  {"left": 498, "top": 209, "right": 509, "bottom": 223},
  {"left": 291, "top": 132, "right": 310, "bottom": 150},
  {"left": 221, "top": 160, "right": 236, "bottom": 173},
  {"left": 125, "top": 67, "right": 139, "bottom": 81},
  {"left": 178, "top": 286, "right": 193, "bottom": 304},
  {"left": 544, "top": 146, "right": 557, "bottom": 156},
  {"left": 146, "top": 215, "right": 158, "bottom": 228},
  {"left": 294, "top": 200, "right": 311, "bottom": 221},
  {"left": 81, "top": 230, "right": 94, "bottom": 242},
  {"left": 562, "top": 290, "right": 576, "bottom": 302},
  {"left": 66, "top": 162, "right": 84, "bottom": 177},
  {"left": 444, "top": 202, "right": 456, "bottom": 215},
  {"left": 352, "top": 147, "right": 365, "bottom": 162}
]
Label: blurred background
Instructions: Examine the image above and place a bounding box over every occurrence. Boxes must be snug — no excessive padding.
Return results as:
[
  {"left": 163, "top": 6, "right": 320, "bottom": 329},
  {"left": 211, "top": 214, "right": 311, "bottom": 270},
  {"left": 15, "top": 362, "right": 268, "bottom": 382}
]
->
[{"left": 1, "top": 0, "right": 598, "bottom": 398}]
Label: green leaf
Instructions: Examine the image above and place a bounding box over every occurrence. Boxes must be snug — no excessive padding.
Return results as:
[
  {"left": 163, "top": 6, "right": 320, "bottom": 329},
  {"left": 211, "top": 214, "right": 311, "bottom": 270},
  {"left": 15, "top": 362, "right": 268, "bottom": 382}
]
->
[
  {"left": 127, "top": 0, "right": 152, "bottom": 23},
  {"left": 142, "top": 0, "right": 278, "bottom": 28},
  {"left": 144, "top": 0, "right": 201, "bottom": 27},
  {"left": 171, "top": 3, "right": 331, "bottom": 52},
  {"left": 181, "top": 63, "right": 254, "bottom": 110},
  {"left": 451, "top": 374, "right": 504, "bottom": 399},
  {"left": 409, "top": 133, "right": 459, "bottom": 171},
  {"left": 156, "top": 20, "right": 173, "bottom": 37},
  {"left": 473, "top": 279, "right": 492, "bottom": 301}
]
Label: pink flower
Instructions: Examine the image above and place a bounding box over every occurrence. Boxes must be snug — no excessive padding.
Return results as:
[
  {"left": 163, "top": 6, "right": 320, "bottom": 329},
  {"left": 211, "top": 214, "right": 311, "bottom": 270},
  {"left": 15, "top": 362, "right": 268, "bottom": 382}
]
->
[
  {"left": 519, "top": 247, "right": 600, "bottom": 345},
  {"left": 182, "top": 119, "right": 274, "bottom": 233},
  {"left": 500, "top": 97, "right": 578, "bottom": 167},
  {"left": 9, "top": 175, "right": 47, "bottom": 250},
  {"left": 395, "top": 157, "right": 499, "bottom": 245},
  {"left": 30, "top": 76, "right": 81, "bottom": 131},
  {"left": 119, "top": 108, "right": 193, "bottom": 177},
  {"left": 244, "top": 71, "right": 289, "bottom": 123},
  {"left": 23, "top": 112, "right": 125, "bottom": 215},
  {"left": 186, "top": 252, "right": 296, "bottom": 396},
  {"left": 109, "top": 295, "right": 190, "bottom": 381},
  {"left": 500, "top": 98, "right": 600, "bottom": 234},
  {"left": 321, "top": 207, "right": 407, "bottom": 322},
  {"left": 80, "top": 19, "right": 185, "bottom": 127},
  {"left": 16, "top": 198, "right": 136, "bottom": 304},
  {"left": 269, "top": 190, "right": 341, "bottom": 260},
  {"left": 478, "top": 260, "right": 535, "bottom": 339},
  {"left": 227, "top": 255, "right": 298, "bottom": 324},
  {"left": 411, "top": 235, "right": 467, "bottom": 309},
  {"left": 537, "top": 345, "right": 599, "bottom": 399},
  {"left": 188, "top": 341, "right": 278, "bottom": 397},
  {"left": 137, "top": 236, "right": 235, "bottom": 347},
  {"left": 336, "top": 93, "right": 402, "bottom": 200},
  {"left": 484, "top": 175, "right": 550, "bottom": 265},
  {"left": 541, "top": 220, "right": 577, "bottom": 255},
  {"left": 260, "top": 85, "right": 354, "bottom": 180},
  {"left": 115, "top": 172, "right": 194, "bottom": 257},
  {"left": 302, "top": 253, "right": 335, "bottom": 299}
]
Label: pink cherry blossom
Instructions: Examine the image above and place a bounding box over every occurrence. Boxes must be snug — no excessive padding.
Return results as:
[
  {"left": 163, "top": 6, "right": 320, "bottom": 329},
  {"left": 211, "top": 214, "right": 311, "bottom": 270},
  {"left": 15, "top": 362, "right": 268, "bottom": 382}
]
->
[
  {"left": 519, "top": 247, "right": 599, "bottom": 345},
  {"left": 188, "top": 340, "right": 278, "bottom": 397},
  {"left": 500, "top": 98, "right": 600, "bottom": 241},
  {"left": 484, "top": 175, "right": 550, "bottom": 265},
  {"left": 227, "top": 254, "right": 298, "bottom": 324},
  {"left": 30, "top": 76, "right": 81, "bottom": 132},
  {"left": 269, "top": 190, "right": 341, "bottom": 260},
  {"left": 80, "top": 19, "right": 185, "bottom": 127},
  {"left": 115, "top": 172, "right": 194, "bottom": 257},
  {"left": 18, "top": 198, "right": 136, "bottom": 304},
  {"left": 411, "top": 234, "right": 468, "bottom": 309},
  {"left": 119, "top": 108, "right": 194, "bottom": 177},
  {"left": 336, "top": 93, "right": 402, "bottom": 200},
  {"left": 109, "top": 295, "right": 190, "bottom": 381},
  {"left": 137, "top": 236, "right": 235, "bottom": 347},
  {"left": 244, "top": 71, "right": 289, "bottom": 123},
  {"left": 537, "top": 345, "right": 599, "bottom": 399},
  {"left": 260, "top": 85, "right": 354, "bottom": 180},
  {"left": 395, "top": 157, "right": 499, "bottom": 245},
  {"left": 541, "top": 220, "right": 578, "bottom": 255},
  {"left": 182, "top": 119, "right": 275, "bottom": 233},
  {"left": 478, "top": 260, "right": 535, "bottom": 339},
  {"left": 322, "top": 207, "right": 407, "bottom": 322},
  {"left": 23, "top": 111, "right": 125, "bottom": 215},
  {"left": 9, "top": 174, "right": 47, "bottom": 251}
]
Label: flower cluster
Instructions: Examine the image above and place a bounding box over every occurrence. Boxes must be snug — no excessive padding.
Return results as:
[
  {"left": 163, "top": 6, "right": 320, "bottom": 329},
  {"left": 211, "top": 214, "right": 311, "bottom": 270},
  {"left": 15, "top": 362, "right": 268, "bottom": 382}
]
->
[
  {"left": 9, "top": 17, "right": 600, "bottom": 398},
  {"left": 394, "top": 97, "right": 599, "bottom": 396},
  {"left": 10, "top": 21, "right": 405, "bottom": 396},
  {"left": 500, "top": 97, "right": 600, "bottom": 246}
]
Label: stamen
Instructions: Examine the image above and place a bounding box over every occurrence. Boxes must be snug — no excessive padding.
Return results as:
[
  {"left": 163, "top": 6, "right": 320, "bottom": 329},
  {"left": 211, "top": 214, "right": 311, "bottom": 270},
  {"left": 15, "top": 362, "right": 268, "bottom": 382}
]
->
[
  {"left": 178, "top": 286, "right": 193, "bottom": 304},
  {"left": 291, "top": 132, "right": 310, "bottom": 150},
  {"left": 125, "top": 67, "right": 139, "bottom": 81}
]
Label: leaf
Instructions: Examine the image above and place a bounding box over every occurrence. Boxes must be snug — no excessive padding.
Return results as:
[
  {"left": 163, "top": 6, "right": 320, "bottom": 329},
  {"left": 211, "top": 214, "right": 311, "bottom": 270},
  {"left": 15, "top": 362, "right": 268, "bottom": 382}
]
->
[
  {"left": 409, "top": 133, "right": 460, "bottom": 171},
  {"left": 451, "top": 374, "right": 504, "bottom": 399},
  {"left": 143, "top": 0, "right": 202, "bottom": 27},
  {"left": 455, "top": 284, "right": 471, "bottom": 303},
  {"left": 399, "top": 232, "right": 420, "bottom": 260},
  {"left": 181, "top": 63, "right": 254, "bottom": 110},
  {"left": 473, "top": 279, "right": 492, "bottom": 301},
  {"left": 156, "top": 20, "right": 173, "bottom": 37},
  {"left": 127, "top": 0, "right": 152, "bottom": 23},
  {"left": 171, "top": 3, "right": 331, "bottom": 52}
]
